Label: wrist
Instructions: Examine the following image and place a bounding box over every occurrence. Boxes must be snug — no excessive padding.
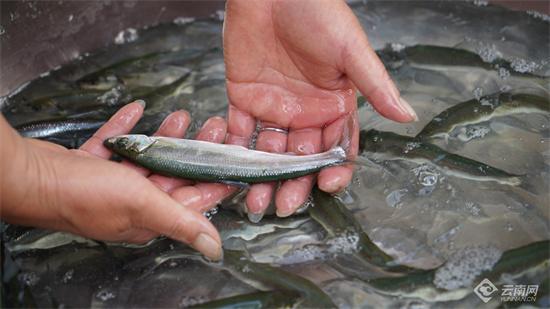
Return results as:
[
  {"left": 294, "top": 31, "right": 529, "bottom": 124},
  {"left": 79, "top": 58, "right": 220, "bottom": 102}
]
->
[{"left": 1, "top": 120, "right": 63, "bottom": 228}]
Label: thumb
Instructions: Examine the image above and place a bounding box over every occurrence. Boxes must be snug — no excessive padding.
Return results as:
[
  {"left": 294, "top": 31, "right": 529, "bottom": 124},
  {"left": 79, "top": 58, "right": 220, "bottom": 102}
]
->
[
  {"left": 134, "top": 186, "right": 223, "bottom": 260},
  {"left": 343, "top": 30, "right": 418, "bottom": 123}
]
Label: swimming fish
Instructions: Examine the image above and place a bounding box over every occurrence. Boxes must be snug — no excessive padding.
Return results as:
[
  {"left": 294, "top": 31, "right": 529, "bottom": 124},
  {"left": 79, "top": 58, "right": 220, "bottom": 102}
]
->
[
  {"left": 221, "top": 249, "right": 336, "bottom": 308},
  {"left": 16, "top": 118, "right": 106, "bottom": 139},
  {"left": 360, "top": 130, "right": 522, "bottom": 186},
  {"left": 103, "top": 135, "right": 349, "bottom": 184},
  {"left": 310, "top": 188, "right": 417, "bottom": 273},
  {"left": 416, "top": 91, "right": 550, "bottom": 141}
]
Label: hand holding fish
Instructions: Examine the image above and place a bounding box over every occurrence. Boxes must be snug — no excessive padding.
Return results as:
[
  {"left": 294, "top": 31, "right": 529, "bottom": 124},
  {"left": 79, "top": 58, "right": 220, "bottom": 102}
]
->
[
  {"left": 0, "top": 102, "right": 224, "bottom": 260},
  {"left": 223, "top": 0, "right": 418, "bottom": 217}
]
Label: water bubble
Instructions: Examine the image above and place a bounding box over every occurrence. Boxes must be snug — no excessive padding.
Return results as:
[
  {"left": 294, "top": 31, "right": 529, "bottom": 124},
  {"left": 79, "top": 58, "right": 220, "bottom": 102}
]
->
[
  {"left": 510, "top": 58, "right": 540, "bottom": 73},
  {"left": 96, "top": 289, "right": 116, "bottom": 301},
  {"left": 279, "top": 232, "right": 360, "bottom": 264},
  {"left": 19, "top": 272, "right": 39, "bottom": 287},
  {"left": 465, "top": 201, "right": 482, "bottom": 216},
  {"left": 212, "top": 10, "right": 225, "bottom": 21},
  {"left": 114, "top": 28, "right": 138, "bottom": 44},
  {"left": 505, "top": 222, "right": 514, "bottom": 232},
  {"left": 472, "top": 0, "right": 488, "bottom": 6},
  {"left": 434, "top": 245, "right": 502, "bottom": 290},
  {"left": 526, "top": 10, "right": 550, "bottom": 21},
  {"left": 456, "top": 125, "right": 490, "bottom": 142},
  {"left": 404, "top": 142, "right": 421, "bottom": 154},
  {"left": 97, "top": 85, "right": 125, "bottom": 106},
  {"left": 476, "top": 45, "right": 501, "bottom": 62},
  {"left": 498, "top": 67, "right": 510, "bottom": 80},
  {"left": 68, "top": 14, "right": 73, "bottom": 22},
  {"left": 10, "top": 11, "right": 20, "bottom": 21},
  {"left": 179, "top": 296, "right": 206, "bottom": 308},
  {"left": 390, "top": 42, "right": 405, "bottom": 52},
  {"left": 62, "top": 269, "right": 74, "bottom": 283},
  {"left": 203, "top": 206, "right": 219, "bottom": 221},
  {"left": 473, "top": 87, "right": 483, "bottom": 100},
  {"left": 412, "top": 164, "right": 440, "bottom": 186},
  {"left": 173, "top": 17, "right": 195, "bottom": 25},
  {"left": 0, "top": 25, "right": 5, "bottom": 36}
]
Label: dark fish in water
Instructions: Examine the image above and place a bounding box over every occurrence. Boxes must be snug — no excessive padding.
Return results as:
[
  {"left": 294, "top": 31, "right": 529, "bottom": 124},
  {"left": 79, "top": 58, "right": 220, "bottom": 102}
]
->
[
  {"left": 416, "top": 91, "right": 550, "bottom": 141},
  {"left": 76, "top": 49, "right": 205, "bottom": 91},
  {"left": 378, "top": 45, "right": 548, "bottom": 85},
  {"left": 360, "top": 130, "right": 522, "bottom": 186},
  {"left": 16, "top": 119, "right": 105, "bottom": 139},
  {"left": 222, "top": 249, "right": 336, "bottom": 308},
  {"left": 310, "top": 188, "right": 417, "bottom": 273},
  {"left": 188, "top": 290, "right": 300, "bottom": 309},
  {"left": 104, "top": 135, "right": 348, "bottom": 184}
]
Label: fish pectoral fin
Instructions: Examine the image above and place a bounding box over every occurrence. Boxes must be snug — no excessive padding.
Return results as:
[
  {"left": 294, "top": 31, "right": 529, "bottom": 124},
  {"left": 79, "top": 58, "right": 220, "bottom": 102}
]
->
[{"left": 219, "top": 180, "right": 250, "bottom": 189}]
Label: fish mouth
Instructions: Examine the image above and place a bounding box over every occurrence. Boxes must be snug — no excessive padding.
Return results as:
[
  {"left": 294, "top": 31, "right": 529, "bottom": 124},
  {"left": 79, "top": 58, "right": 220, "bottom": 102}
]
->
[{"left": 103, "top": 137, "right": 118, "bottom": 149}]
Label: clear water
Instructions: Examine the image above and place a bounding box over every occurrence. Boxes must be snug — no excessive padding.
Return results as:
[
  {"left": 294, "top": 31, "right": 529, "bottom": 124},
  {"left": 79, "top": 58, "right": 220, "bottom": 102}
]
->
[{"left": 2, "top": 1, "right": 549, "bottom": 308}]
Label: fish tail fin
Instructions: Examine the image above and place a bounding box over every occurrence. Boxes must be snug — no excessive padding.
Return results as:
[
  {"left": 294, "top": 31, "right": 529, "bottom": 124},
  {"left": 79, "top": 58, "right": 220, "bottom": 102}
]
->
[
  {"left": 337, "top": 114, "right": 356, "bottom": 160},
  {"left": 333, "top": 114, "right": 381, "bottom": 171}
]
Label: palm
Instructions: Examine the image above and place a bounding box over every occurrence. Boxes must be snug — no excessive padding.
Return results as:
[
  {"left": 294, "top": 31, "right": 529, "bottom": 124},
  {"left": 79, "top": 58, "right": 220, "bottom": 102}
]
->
[
  {"left": 223, "top": 0, "right": 417, "bottom": 218},
  {"left": 224, "top": 0, "right": 357, "bottom": 131}
]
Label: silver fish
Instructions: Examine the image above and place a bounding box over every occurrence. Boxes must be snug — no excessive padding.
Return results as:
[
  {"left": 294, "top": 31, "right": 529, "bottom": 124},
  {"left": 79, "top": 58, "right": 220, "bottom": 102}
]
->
[{"left": 104, "top": 135, "right": 348, "bottom": 184}]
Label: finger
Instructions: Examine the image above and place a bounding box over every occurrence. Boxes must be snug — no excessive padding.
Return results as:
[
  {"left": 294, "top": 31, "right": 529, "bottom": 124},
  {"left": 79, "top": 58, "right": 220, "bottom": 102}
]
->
[
  {"left": 226, "top": 104, "right": 256, "bottom": 147},
  {"left": 245, "top": 126, "right": 287, "bottom": 218},
  {"left": 343, "top": 29, "right": 417, "bottom": 122},
  {"left": 171, "top": 184, "right": 236, "bottom": 213},
  {"left": 134, "top": 187, "right": 222, "bottom": 260},
  {"left": 275, "top": 128, "right": 322, "bottom": 217},
  {"left": 80, "top": 101, "right": 145, "bottom": 158},
  {"left": 147, "top": 110, "right": 193, "bottom": 190},
  {"left": 318, "top": 112, "right": 359, "bottom": 193},
  {"left": 195, "top": 116, "right": 227, "bottom": 142},
  {"left": 227, "top": 81, "right": 356, "bottom": 130}
]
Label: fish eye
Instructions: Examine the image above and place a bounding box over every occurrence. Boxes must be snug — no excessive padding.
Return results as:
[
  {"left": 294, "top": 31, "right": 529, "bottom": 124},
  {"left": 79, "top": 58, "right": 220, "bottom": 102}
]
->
[{"left": 117, "top": 137, "right": 129, "bottom": 148}]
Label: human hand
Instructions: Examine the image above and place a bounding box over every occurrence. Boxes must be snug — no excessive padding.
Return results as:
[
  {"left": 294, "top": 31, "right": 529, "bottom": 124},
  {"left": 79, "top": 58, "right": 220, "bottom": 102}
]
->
[
  {"left": 0, "top": 102, "right": 234, "bottom": 260},
  {"left": 223, "top": 0, "right": 417, "bottom": 219}
]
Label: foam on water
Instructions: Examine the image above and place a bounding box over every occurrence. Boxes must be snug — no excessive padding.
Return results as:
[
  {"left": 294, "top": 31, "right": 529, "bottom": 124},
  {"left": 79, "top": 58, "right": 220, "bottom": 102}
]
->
[
  {"left": 526, "top": 10, "right": 550, "bottom": 22},
  {"left": 456, "top": 125, "right": 491, "bottom": 142},
  {"left": 433, "top": 245, "right": 502, "bottom": 290},
  {"left": 114, "top": 28, "right": 138, "bottom": 45},
  {"left": 96, "top": 289, "right": 116, "bottom": 301},
  {"left": 278, "top": 232, "right": 360, "bottom": 265},
  {"left": 510, "top": 58, "right": 540, "bottom": 73},
  {"left": 173, "top": 16, "right": 195, "bottom": 25},
  {"left": 97, "top": 85, "right": 126, "bottom": 106}
]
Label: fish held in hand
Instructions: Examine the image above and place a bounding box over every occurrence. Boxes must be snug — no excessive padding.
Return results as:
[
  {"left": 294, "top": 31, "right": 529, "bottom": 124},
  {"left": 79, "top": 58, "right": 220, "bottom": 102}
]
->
[{"left": 104, "top": 134, "right": 349, "bottom": 184}]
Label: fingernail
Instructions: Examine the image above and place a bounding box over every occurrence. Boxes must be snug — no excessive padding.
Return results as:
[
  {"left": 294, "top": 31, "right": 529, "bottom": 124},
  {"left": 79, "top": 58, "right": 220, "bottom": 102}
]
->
[
  {"left": 398, "top": 97, "right": 418, "bottom": 122},
  {"left": 276, "top": 208, "right": 293, "bottom": 218},
  {"left": 247, "top": 211, "right": 264, "bottom": 223},
  {"left": 193, "top": 233, "right": 222, "bottom": 261},
  {"left": 135, "top": 99, "right": 147, "bottom": 108}
]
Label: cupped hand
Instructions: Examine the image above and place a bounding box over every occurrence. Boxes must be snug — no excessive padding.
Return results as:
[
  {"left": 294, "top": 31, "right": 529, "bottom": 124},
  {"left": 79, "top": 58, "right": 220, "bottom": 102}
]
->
[
  {"left": 223, "top": 0, "right": 417, "bottom": 219},
  {"left": 1, "top": 102, "right": 234, "bottom": 260}
]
